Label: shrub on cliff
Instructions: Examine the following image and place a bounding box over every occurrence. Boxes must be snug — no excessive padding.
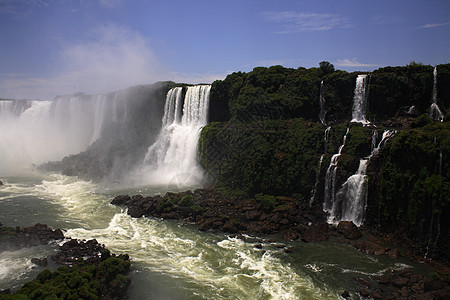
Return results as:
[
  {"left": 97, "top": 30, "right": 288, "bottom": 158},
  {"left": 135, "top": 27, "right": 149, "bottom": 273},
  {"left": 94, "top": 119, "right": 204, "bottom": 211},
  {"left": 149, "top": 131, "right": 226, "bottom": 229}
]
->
[{"left": 367, "top": 121, "right": 449, "bottom": 259}]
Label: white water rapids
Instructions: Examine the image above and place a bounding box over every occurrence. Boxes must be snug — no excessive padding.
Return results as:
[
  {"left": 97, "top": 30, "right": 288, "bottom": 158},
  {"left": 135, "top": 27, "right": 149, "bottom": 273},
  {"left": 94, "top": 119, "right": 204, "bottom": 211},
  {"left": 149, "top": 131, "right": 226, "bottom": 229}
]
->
[{"left": 0, "top": 173, "right": 412, "bottom": 298}]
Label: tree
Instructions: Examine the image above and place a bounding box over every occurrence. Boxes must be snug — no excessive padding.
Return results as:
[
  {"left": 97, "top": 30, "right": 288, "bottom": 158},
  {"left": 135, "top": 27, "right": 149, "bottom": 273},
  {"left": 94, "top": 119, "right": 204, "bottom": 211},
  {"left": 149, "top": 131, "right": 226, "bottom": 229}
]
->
[{"left": 319, "top": 61, "right": 335, "bottom": 76}]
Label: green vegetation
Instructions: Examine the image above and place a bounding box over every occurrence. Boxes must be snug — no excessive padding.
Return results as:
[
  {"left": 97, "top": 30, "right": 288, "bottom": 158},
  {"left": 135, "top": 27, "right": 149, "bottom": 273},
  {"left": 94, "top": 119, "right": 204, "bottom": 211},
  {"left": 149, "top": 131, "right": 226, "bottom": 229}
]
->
[
  {"left": 367, "top": 120, "right": 450, "bottom": 255},
  {"left": 209, "top": 63, "right": 449, "bottom": 124},
  {"left": 204, "top": 62, "right": 450, "bottom": 257},
  {"left": 1, "top": 256, "right": 131, "bottom": 300},
  {"left": 200, "top": 119, "right": 378, "bottom": 197}
]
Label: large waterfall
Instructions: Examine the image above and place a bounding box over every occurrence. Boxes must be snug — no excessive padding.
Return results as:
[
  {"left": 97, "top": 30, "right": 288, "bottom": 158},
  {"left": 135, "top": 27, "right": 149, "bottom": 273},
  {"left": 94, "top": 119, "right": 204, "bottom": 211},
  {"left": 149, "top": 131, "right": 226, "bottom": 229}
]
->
[
  {"left": 137, "top": 85, "right": 211, "bottom": 187},
  {"left": 323, "top": 128, "right": 349, "bottom": 214},
  {"left": 430, "top": 66, "right": 444, "bottom": 122},
  {"left": 0, "top": 94, "right": 127, "bottom": 175},
  {"left": 351, "top": 75, "right": 369, "bottom": 124},
  {"left": 328, "top": 130, "right": 395, "bottom": 226}
]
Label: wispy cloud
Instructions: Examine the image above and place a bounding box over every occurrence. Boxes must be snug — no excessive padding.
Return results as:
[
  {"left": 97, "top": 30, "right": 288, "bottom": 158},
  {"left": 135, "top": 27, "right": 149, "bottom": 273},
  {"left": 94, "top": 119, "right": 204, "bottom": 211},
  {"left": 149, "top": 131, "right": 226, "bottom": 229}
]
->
[
  {"left": 0, "top": 24, "right": 169, "bottom": 99},
  {"left": 370, "top": 15, "right": 403, "bottom": 25},
  {"left": 334, "top": 58, "right": 377, "bottom": 68},
  {"left": 262, "top": 11, "right": 352, "bottom": 33},
  {"left": 419, "top": 22, "right": 450, "bottom": 29}
]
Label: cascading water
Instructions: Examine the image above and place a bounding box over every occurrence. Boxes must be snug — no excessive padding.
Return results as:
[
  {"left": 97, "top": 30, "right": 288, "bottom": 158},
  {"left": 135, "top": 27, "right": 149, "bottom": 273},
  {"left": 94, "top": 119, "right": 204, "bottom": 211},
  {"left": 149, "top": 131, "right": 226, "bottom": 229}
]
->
[
  {"left": 138, "top": 85, "right": 210, "bottom": 186},
  {"left": 0, "top": 94, "right": 127, "bottom": 175},
  {"left": 430, "top": 66, "right": 444, "bottom": 122},
  {"left": 351, "top": 75, "right": 370, "bottom": 124},
  {"left": 319, "top": 81, "right": 327, "bottom": 125},
  {"left": 310, "top": 126, "right": 331, "bottom": 206},
  {"left": 323, "top": 128, "right": 349, "bottom": 214},
  {"left": 330, "top": 130, "right": 395, "bottom": 226}
]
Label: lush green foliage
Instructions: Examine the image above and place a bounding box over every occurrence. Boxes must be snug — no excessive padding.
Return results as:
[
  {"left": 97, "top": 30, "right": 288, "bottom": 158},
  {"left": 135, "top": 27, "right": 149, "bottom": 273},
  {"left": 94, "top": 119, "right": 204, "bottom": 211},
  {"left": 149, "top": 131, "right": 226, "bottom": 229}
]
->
[
  {"left": 210, "top": 64, "right": 357, "bottom": 123},
  {"left": 200, "top": 119, "right": 377, "bottom": 197},
  {"left": 367, "top": 120, "right": 450, "bottom": 255},
  {"left": 2, "top": 256, "right": 130, "bottom": 300},
  {"left": 209, "top": 63, "right": 450, "bottom": 124}
]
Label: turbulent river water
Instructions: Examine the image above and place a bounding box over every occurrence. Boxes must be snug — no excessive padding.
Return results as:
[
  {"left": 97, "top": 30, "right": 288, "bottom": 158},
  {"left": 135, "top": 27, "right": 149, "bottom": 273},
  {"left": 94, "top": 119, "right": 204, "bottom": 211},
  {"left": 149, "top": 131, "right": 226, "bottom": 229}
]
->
[{"left": 0, "top": 172, "right": 416, "bottom": 299}]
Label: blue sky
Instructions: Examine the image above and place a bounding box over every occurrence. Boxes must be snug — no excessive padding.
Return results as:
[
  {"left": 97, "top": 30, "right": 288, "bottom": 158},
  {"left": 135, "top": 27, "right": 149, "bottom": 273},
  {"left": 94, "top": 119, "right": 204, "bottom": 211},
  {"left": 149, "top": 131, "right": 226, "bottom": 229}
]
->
[{"left": 1, "top": 0, "right": 449, "bottom": 99}]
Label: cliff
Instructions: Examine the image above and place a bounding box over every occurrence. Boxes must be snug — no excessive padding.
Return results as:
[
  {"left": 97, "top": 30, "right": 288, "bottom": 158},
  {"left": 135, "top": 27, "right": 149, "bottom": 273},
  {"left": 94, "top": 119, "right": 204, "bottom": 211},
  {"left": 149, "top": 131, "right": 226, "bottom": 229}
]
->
[{"left": 201, "top": 63, "right": 450, "bottom": 260}]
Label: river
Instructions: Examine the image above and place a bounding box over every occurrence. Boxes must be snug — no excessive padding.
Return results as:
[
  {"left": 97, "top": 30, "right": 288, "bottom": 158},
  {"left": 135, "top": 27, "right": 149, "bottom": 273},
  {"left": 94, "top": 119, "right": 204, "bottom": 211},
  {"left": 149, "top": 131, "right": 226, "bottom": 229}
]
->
[{"left": 0, "top": 172, "right": 414, "bottom": 299}]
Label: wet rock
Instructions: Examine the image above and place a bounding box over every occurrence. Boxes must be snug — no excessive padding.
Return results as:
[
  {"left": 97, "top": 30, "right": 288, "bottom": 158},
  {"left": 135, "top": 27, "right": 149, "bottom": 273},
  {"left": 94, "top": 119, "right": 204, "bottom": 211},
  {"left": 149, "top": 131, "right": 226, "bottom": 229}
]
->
[
  {"left": 284, "top": 247, "right": 293, "bottom": 253},
  {"left": 300, "top": 223, "right": 329, "bottom": 242},
  {"left": 361, "top": 268, "right": 450, "bottom": 300},
  {"left": 360, "top": 288, "right": 370, "bottom": 297},
  {"left": 355, "top": 277, "right": 371, "bottom": 288},
  {"left": 341, "top": 290, "right": 350, "bottom": 298},
  {"left": 127, "top": 206, "right": 145, "bottom": 218},
  {"left": 391, "top": 276, "right": 409, "bottom": 287},
  {"left": 387, "top": 248, "right": 400, "bottom": 259},
  {"left": 31, "top": 257, "right": 48, "bottom": 266},
  {"left": 0, "top": 223, "right": 64, "bottom": 250},
  {"left": 337, "top": 221, "right": 362, "bottom": 240},
  {"left": 254, "top": 244, "right": 263, "bottom": 249},
  {"left": 111, "top": 195, "right": 131, "bottom": 205},
  {"left": 0, "top": 180, "right": 3, "bottom": 186},
  {"left": 0, "top": 289, "right": 10, "bottom": 295},
  {"left": 353, "top": 240, "right": 386, "bottom": 255},
  {"left": 52, "top": 238, "right": 106, "bottom": 265},
  {"left": 282, "top": 229, "right": 298, "bottom": 241}
]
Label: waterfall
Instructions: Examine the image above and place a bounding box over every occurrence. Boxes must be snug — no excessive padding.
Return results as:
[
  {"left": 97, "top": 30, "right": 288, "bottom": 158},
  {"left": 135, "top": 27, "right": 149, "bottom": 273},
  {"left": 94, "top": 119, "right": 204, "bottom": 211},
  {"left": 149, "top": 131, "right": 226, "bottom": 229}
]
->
[
  {"left": 430, "top": 66, "right": 444, "bottom": 122},
  {"left": 0, "top": 94, "right": 127, "bottom": 175},
  {"left": 329, "top": 130, "right": 395, "bottom": 226},
  {"left": 351, "top": 75, "right": 370, "bottom": 124},
  {"left": 139, "top": 85, "right": 211, "bottom": 186},
  {"left": 310, "top": 126, "right": 331, "bottom": 205},
  {"left": 319, "top": 81, "right": 326, "bottom": 125},
  {"left": 323, "top": 128, "right": 349, "bottom": 214}
]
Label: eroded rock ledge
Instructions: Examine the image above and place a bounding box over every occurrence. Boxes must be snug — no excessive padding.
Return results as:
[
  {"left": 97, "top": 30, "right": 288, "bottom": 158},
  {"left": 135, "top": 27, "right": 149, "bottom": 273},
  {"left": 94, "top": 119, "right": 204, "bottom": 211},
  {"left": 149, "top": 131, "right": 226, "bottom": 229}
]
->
[{"left": 112, "top": 186, "right": 332, "bottom": 242}]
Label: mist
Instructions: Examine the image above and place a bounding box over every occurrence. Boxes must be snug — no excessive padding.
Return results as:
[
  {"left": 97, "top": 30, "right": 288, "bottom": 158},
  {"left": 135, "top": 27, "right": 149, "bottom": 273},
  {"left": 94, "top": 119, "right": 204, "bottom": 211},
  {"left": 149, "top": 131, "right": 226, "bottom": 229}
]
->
[
  {"left": 0, "top": 83, "right": 168, "bottom": 178},
  {"left": 0, "top": 24, "right": 168, "bottom": 100}
]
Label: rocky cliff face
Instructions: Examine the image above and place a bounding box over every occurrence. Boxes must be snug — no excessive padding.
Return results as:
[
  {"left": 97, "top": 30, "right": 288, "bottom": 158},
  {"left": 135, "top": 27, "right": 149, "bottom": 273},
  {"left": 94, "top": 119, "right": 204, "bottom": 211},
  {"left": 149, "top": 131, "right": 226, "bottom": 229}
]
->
[{"left": 201, "top": 63, "right": 450, "bottom": 260}]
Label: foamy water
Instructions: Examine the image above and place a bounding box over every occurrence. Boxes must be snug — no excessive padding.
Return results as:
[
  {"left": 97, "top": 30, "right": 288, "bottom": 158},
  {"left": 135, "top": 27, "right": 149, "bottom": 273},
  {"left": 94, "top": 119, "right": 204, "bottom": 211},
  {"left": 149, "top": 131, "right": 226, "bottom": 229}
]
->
[{"left": 0, "top": 173, "right": 411, "bottom": 298}]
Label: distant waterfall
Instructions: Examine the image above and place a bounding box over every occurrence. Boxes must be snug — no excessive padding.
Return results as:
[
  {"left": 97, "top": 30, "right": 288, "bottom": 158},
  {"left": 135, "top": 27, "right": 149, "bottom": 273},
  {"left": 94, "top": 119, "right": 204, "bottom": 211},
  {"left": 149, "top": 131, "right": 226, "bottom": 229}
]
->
[
  {"left": 310, "top": 126, "right": 331, "bottom": 206},
  {"left": 351, "top": 75, "right": 370, "bottom": 124},
  {"left": 0, "top": 95, "right": 126, "bottom": 174},
  {"left": 430, "top": 67, "right": 444, "bottom": 122},
  {"left": 329, "top": 130, "right": 395, "bottom": 226},
  {"left": 319, "top": 81, "right": 327, "bottom": 125},
  {"left": 139, "top": 85, "right": 211, "bottom": 186},
  {"left": 323, "top": 128, "right": 349, "bottom": 214}
]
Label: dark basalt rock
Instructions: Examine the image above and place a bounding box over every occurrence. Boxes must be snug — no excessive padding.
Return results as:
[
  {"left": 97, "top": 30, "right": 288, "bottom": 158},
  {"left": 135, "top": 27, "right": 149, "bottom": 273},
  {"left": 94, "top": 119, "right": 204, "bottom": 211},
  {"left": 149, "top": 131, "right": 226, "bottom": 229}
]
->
[
  {"left": 337, "top": 221, "right": 362, "bottom": 240},
  {"left": 359, "top": 269, "right": 450, "bottom": 299},
  {"left": 353, "top": 240, "right": 386, "bottom": 255},
  {"left": 111, "top": 187, "right": 331, "bottom": 242},
  {"left": 31, "top": 257, "right": 48, "bottom": 266},
  {"left": 0, "top": 223, "right": 64, "bottom": 251}
]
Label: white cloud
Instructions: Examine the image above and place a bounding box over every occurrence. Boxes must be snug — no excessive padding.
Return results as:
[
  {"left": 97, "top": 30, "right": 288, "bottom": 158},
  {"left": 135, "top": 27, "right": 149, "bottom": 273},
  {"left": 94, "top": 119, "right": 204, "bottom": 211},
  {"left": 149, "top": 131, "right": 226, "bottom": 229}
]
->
[
  {"left": 0, "top": 24, "right": 170, "bottom": 99},
  {"left": 262, "top": 11, "right": 352, "bottom": 33},
  {"left": 334, "top": 58, "right": 377, "bottom": 68},
  {"left": 419, "top": 22, "right": 450, "bottom": 29},
  {"left": 370, "top": 15, "right": 402, "bottom": 25}
]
